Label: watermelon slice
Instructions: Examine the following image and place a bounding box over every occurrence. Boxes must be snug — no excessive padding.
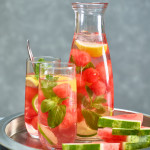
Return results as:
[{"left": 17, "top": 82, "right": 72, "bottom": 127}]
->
[
  {"left": 123, "top": 142, "right": 150, "bottom": 150},
  {"left": 98, "top": 113, "right": 143, "bottom": 129},
  {"left": 98, "top": 128, "right": 150, "bottom": 144},
  {"left": 62, "top": 142, "right": 120, "bottom": 150},
  {"left": 112, "top": 126, "right": 150, "bottom": 136},
  {"left": 98, "top": 128, "right": 127, "bottom": 142}
]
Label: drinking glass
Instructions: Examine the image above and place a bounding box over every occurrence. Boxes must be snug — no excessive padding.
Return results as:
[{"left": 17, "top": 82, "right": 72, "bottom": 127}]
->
[
  {"left": 38, "top": 62, "right": 77, "bottom": 149},
  {"left": 25, "top": 56, "right": 60, "bottom": 138}
]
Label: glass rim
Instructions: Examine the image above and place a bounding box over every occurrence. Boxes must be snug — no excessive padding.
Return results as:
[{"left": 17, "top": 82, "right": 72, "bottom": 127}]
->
[
  {"left": 26, "top": 56, "right": 60, "bottom": 63},
  {"left": 40, "top": 61, "right": 76, "bottom": 69},
  {"left": 72, "top": 2, "right": 108, "bottom": 9}
]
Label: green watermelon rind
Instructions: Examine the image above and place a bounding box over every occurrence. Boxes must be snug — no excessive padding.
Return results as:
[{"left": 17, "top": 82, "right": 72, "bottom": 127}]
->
[
  {"left": 127, "top": 135, "right": 150, "bottom": 143},
  {"left": 98, "top": 117, "right": 141, "bottom": 129},
  {"left": 112, "top": 128, "right": 150, "bottom": 136},
  {"left": 62, "top": 143, "right": 120, "bottom": 150},
  {"left": 62, "top": 143, "right": 101, "bottom": 150},
  {"left": 123, "top": 142, "right": 150, "bottom": 150}
]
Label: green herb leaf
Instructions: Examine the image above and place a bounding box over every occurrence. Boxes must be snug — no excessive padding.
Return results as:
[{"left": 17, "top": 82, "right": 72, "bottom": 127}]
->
[
  {"left": 95, "top": 106, "right": 106, "bottom": 114},
  {"left": 82, "top": 62, "right": 95, "bottom": 72},
  {"left": 93, "top": 96, "right": 107, "bottom": 104},
  {"left": 82, "top": 109, "right": 100, "bottom": 130},
  {"left": 34, "top": 58, "right": 45, "bottom": 75},
  {"left": 41, "top": 99, "right": 57, "bottom": 113},
  {"left": 82, "top": 96, "right": 92, "bottom": 109},
  {"left": 76, "top": 66, "right": 81, "bottom": 73},
  {"left": 85, "top": 86, "right": 93, "bottom": 99},
  {"left": 70, "top": 55, "right": 75, "bottom": 64},
  {"left": 41, "top": 80, "right": 57, "bottom": 99},
  {"left": 46, "top": 75, "right": 59, "bottom": 82},
  {"left": 92, "top": 102, "right": 105, "bottom": 110},
  {"left": 48, "top": 105, "right": 66, "bottom": 128}
]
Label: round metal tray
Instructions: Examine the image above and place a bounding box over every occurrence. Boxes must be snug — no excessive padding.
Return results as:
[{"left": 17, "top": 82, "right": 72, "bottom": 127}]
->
[{"left": 0, "top": 108, "right": 150, "bottom": 150}]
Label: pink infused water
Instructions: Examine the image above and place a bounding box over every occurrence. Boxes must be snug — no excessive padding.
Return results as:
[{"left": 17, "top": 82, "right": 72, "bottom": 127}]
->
[{"left": 38, "top": 74, "right": 77, "bottom": 149}]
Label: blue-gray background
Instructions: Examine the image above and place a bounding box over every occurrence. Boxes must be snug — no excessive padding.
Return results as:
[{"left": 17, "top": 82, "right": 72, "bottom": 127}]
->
[{"left": 0, "top": 0, "right": 150, "bottom": 117}]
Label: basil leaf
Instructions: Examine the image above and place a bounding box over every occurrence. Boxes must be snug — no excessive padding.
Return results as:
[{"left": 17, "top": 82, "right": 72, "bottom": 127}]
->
[
  {"left": 48, "top": 105, "right": 66, "bottom": 128},
  {"left": 41, "top": 99, "right": 57, "bottom": 113},
  {"left": 82, "top": 109, "right": 100, "bottom": 130},
  {"left": 82, "top": 62, "right": 95, "bottom": 72}
]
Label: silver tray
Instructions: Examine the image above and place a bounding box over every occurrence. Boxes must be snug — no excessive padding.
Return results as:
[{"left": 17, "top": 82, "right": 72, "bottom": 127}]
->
[{"left": 0, "top": 108, "right": 150, "bottom": 150}]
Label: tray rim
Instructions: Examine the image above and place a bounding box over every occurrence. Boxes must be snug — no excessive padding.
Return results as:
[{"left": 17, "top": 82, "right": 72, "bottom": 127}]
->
[{"left": 0, "top": 108, "right": 150, "bottom": 150}]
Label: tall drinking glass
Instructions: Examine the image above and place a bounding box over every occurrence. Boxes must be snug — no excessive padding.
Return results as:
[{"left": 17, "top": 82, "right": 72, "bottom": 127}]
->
[
  {"left": 25, "top": 56, "right": 60, "bottom": 138},
  {"left": 38, "top": 62, "right": 77, "bottom": 149}
]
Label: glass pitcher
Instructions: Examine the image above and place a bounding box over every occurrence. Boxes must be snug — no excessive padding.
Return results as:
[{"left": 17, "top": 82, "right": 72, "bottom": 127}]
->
[{"left": 69, "top": 2, "right": 114, "bottom": 140}]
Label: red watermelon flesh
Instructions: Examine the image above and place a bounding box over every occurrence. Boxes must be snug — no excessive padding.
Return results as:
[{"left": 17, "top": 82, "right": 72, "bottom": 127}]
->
[
  {"left": 93, "top": 141, "right": 120, "bottom": 150},
  {"left": 98, "top": 128, "right": 127, "bottom": 142}
]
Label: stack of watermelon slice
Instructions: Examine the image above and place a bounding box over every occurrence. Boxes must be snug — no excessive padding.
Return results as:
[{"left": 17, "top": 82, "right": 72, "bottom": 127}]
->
[{"left": 62, "top": 113, "right": 150, "bottom": 150}]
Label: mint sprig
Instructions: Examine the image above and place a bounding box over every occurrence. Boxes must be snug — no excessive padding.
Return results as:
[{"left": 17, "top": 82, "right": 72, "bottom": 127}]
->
[{"left": 40, "top": 76, "right": 69, "bottom": 128}]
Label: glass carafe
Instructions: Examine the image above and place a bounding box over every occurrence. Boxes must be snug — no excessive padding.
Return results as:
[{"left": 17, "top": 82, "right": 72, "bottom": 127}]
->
[{"left": 69, "top": 3, "right": 114, "bottom": 140}]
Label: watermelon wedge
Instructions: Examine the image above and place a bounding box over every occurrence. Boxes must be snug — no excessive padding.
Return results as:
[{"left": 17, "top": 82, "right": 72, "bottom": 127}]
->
[
  {"left": 62, "top": 142, "right": 120, "bottom": 150},
  {"left": 98, "top": 113, "right": 143, "bottom": 129},
  {"left": 112, "top": 126, "right": 150, "bottom": 136}
]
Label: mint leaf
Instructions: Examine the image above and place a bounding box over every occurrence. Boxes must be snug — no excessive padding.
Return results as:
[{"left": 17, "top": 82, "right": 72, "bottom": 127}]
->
[
  {"left": 93, "top": 96, "right": 106, "bottom": 104},
  {"left": 85, "top": 86, "right": 93, "bottom": 99},
  {"left": 70, "top": 55, "right": 75, "bottom": 64},
  {"left": 82, "top": 62, "right": 95, "bottom": 72},
  {"left": 34, "top": 58, "right": 45, "bottom": 75},
  {"left": 46, "top": 75, "right": 59, "bottom": 82},
  {"left": 48, "top": 105, "right": 66, "bottom": 128},
  {"left": 82, "top": 96, "right": 92, "bottom": 109},
  {"left": 41, "top": 99, "right": 57, "bottom": 113},
  {"left": 92, "top": 103, "right": 104, "bottom": 109},
  {"left": 82, "top": 109, "right": 100, "bottom": 130},
  {"left": 76, "top": 66, "right": 81, "bottom": 73},
  {"left": 41, "top": 80, "right": 57, "bottom": 99},
  {"left": 95, "top": 107, "right": 106, "bottom": 114}
]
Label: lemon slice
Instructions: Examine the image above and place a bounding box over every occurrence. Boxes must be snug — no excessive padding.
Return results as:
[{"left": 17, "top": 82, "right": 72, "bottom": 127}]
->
[
  {"left": 56, "top": 75, "right": 77, "bottom": 92},
  {"left": 26, "top": 76, "right": 39, "bottom": 87},
  {"left": 75, "top": 40, "right": 108, "bottom": 57},
  {"left": 77, "top": 120, "right": 97, "bottom": 137},
  {"left": 32, "top": 94, "right": 38, "bottom": 113}
]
